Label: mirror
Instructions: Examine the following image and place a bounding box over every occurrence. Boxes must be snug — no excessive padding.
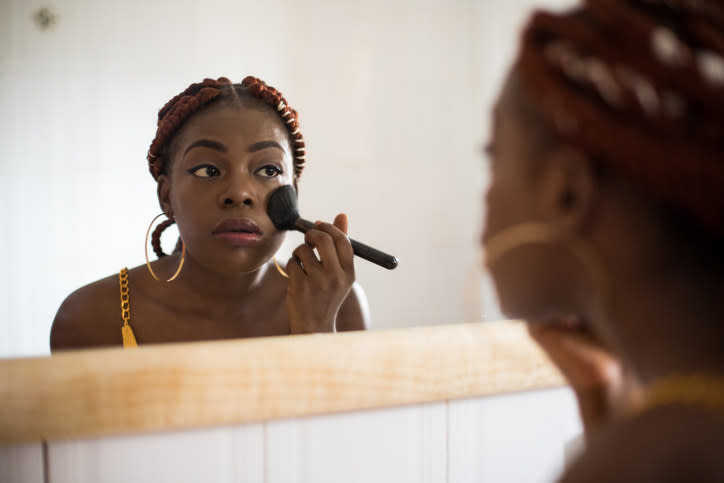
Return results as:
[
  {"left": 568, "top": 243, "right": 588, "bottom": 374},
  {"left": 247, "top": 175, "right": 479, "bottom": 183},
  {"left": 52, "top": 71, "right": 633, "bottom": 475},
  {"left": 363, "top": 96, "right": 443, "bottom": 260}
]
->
[{"left": 0, "top": 0, "right": 576, "bottom": 357}]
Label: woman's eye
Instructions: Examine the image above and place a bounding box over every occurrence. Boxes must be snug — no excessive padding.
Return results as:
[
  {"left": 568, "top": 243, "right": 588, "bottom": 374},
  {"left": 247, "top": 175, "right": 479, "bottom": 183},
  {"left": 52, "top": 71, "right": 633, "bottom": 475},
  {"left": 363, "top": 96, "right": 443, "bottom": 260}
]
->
[
  {"left": 188, "top": 165, "right": 220, "bottom": 178},
  {"left": 255, "top": 165, "right": 282, "bottom": 178}
]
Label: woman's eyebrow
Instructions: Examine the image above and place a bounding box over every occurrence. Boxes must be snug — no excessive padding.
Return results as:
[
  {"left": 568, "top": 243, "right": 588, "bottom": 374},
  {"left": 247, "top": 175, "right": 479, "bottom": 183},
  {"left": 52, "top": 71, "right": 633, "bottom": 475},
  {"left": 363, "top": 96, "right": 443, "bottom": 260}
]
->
[
  {"left": 183, "top": 139, "right": 228, "bottom": 157},
  {"left": 247, "top": 140, "right": 284, "bottom": 153}
]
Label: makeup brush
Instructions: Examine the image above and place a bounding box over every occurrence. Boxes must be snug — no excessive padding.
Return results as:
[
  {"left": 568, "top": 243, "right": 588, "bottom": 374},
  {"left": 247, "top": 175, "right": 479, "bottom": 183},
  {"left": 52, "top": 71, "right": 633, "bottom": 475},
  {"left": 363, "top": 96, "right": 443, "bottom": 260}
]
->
[{"left": 267, "top": 185, "right": 398, "bottom": 270}]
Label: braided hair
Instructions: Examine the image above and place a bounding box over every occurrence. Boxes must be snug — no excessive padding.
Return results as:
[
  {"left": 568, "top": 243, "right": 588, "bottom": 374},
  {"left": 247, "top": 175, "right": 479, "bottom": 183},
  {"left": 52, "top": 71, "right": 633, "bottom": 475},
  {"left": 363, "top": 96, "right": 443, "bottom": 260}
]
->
[
  {"left": 146, "top": 76, "right": 306, "bottom": 257},
  {"left": 516, "top": 0, "right": 724, "bottom": 240}
]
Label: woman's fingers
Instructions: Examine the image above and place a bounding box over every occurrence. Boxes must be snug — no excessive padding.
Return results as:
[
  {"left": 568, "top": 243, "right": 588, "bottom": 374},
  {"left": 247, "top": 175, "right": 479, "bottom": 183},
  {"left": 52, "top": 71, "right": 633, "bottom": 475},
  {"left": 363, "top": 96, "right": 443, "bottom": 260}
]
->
[
  {"left": 528, "top": 322, "right": 621, "bottom": 390},
  {"left": 284, "top": 215, "right": 356, "bottom": 335},
  {"left": 303, "top": 228, "right": 342, "bottom": 274},
  {"left": 291, "top": 244, "right": 323, "bottom": 278},
  {"left": 333, "top": 213, "right": 348, "bottom": 235},
  {"left": 528, "top": 320, "right": 626, "bottom": 437},
  {"left": 288, "top": 214, "right": 355, "bottom": 282},
  {"left": 285, "top": 253, "right": 305, "bottom": 279},
  {"left": 314, "top": 216, "right": 354, "bottom": 273}
]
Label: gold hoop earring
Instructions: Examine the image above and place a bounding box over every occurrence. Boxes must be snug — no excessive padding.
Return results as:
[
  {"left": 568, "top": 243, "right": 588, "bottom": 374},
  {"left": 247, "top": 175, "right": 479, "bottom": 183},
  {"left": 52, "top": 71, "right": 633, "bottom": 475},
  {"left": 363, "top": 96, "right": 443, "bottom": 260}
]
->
[
  {"left": 483, "top": 222, "right": 610, "bottom": 318},
  {"left": 273, "top": 257, "right": 289, "bottom": 278},
  {"left": 145, "top": 213, "right": 186, "bottom": 282},
  {"left": 483, "top": 222, "right": 559, "bottom": 268}
]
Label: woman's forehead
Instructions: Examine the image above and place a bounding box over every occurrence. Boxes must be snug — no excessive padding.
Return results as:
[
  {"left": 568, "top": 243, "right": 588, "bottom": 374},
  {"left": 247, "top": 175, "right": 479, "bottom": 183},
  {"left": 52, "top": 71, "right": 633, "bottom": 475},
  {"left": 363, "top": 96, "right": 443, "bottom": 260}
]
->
[
  {"left": 173, "top": 103, "right": 291, "bottom": 151},
  {"left": 188, "top": 103, "right": 285, "bottom": 134}
]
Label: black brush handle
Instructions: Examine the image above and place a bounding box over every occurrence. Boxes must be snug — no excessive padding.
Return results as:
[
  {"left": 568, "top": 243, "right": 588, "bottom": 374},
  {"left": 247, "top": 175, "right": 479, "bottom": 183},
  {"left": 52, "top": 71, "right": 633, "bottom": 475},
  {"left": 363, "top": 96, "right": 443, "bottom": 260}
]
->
[
  {"left": 294, "top": 219, "right": 398, "bottom": 270},
  {"left": 350, "top": 238, "right": 399, "bottom": 270}
]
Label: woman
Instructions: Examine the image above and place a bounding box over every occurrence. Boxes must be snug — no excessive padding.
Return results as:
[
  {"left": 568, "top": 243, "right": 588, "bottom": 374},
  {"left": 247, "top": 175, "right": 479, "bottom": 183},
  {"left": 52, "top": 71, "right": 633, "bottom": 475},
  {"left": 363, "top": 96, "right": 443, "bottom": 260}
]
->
[
  {"left": 482, "top": 0, "right": 724, "bottom": 479},
  {"left": 51, "top": 77, "right": 368, "bottom": 350}
]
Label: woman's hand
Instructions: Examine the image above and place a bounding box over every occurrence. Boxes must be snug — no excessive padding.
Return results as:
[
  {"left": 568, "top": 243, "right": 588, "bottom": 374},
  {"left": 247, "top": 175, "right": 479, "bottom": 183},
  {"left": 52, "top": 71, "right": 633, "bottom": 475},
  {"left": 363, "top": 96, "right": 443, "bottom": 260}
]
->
[
  {"left": 528, "top": 318, "right": 638, "bottom": 440},
  {"left": 285, "top": 214, "right": 355, "bottom": 334}
]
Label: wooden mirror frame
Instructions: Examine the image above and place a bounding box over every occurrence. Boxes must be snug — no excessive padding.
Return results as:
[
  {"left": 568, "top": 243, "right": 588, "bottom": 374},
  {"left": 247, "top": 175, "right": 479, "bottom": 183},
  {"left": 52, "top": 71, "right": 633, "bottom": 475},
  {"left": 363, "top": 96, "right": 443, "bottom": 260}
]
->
[{"left": 0, "top": 321, "right": 563, "bottom": 444}]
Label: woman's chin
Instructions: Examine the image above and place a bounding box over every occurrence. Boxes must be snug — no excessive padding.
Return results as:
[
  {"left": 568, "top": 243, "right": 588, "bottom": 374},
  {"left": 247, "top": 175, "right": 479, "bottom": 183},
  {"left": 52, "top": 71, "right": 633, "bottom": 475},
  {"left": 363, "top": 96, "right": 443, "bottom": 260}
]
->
[
  {"left": 225, "top": 259, "right": 271, "bottom": 276},
  {"left": 496, "top": 294, "right": 548, "bottom": 322},
  {"left": 190, "top": 253, "right": 273, "bottom": 277}
]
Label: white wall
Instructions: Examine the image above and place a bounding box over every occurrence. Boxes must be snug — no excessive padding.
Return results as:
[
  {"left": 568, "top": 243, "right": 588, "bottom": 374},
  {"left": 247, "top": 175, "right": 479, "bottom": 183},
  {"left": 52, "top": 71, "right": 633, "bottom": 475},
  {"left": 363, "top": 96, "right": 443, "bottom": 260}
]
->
[
  {"left": 1, "top": 387, "right": 581, "bottom": 483},
  {"left": 0, "top": 0, "right": 576, "bottom": 357}
]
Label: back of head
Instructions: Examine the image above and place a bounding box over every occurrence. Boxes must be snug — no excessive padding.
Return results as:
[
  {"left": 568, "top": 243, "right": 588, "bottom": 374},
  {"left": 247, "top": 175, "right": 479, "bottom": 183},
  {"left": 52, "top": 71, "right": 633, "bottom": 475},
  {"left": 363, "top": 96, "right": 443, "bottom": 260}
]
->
[{"left": 515, "top": 0, "right": 724, "bottom": 251}]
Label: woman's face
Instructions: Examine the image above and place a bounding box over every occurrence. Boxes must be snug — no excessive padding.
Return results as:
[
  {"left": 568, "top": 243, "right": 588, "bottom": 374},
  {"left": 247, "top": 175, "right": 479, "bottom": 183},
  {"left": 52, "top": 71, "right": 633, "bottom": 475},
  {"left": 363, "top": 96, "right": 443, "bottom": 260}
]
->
[
  {"left": 158, "top": 101, "right": 295, "bottom": 275},
  {"left": 482, "top": 75, "right": 573, "bottom": 320}
]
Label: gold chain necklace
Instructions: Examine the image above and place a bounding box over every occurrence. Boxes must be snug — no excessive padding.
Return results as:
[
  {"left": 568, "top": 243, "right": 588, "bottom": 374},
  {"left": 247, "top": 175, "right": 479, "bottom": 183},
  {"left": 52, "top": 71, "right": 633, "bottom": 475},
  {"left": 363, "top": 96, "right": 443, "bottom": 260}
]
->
[
  {"left": 119, "top": 267, "right": 138, "bottom": 348},
  {"left": 630, "top": 373, "right": 724, "bottom": 417}
]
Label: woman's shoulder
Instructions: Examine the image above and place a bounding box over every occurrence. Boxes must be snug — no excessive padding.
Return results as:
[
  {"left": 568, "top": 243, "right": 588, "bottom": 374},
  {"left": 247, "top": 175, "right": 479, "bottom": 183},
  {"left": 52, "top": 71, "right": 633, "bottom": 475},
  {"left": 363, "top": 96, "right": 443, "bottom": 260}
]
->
[
  {"left": 337, "top": 282, "right": 370, "bottom": 332},
  {"left": 561, "top": 406, "right": 724, "bottom": 482},
  {"left": 50, "top": 269, "right": 128, "bottom": 352}
]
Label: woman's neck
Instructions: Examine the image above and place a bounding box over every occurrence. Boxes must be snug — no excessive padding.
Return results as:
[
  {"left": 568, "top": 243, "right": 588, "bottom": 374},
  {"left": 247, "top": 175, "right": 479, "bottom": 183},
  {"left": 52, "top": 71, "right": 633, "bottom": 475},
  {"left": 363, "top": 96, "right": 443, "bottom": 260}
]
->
[
  {"left": 596, "top": 270, "right": 724, "bottom": 385},
  {"left": 154, "top": 252, "right": 281, "bottom": 314}
]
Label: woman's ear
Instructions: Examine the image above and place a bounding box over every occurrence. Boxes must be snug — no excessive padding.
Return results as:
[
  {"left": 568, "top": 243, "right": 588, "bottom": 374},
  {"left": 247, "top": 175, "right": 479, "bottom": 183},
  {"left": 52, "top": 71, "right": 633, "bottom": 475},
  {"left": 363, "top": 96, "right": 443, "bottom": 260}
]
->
[
  {"left": 537, "top": 147, "right": 599, "bottom": 236},
  {"left": 157, "top": 175, "right": 173, "bottom": 217}
]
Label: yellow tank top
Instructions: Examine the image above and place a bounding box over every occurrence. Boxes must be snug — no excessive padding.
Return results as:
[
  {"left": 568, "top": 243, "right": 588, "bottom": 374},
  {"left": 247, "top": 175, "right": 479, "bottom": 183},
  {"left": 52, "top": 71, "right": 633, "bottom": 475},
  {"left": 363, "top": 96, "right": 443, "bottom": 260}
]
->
[{"left": 119, "top": 268, "right": 138, "bottom": 348}]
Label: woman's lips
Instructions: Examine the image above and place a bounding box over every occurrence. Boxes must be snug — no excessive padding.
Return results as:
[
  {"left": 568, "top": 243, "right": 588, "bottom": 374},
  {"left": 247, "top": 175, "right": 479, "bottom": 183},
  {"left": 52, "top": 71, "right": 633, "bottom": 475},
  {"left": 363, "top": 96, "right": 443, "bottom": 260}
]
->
[{"left": 212, "top": 218, "right": 262, "bottom": 246}]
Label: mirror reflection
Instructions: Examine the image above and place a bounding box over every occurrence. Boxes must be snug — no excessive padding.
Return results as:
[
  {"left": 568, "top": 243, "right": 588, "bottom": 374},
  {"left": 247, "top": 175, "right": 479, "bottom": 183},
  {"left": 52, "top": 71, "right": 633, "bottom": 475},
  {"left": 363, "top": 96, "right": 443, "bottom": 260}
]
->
[{"left": 1, "top": 0, "right": 575, "bottom": 356}]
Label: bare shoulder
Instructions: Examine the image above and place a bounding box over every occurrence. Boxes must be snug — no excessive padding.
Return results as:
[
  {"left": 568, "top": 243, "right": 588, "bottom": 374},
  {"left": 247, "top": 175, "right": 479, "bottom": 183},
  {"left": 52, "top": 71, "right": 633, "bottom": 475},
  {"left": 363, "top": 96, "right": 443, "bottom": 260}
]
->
[
  {"left": 50, "top": 271, "right": 125, "bottom": 352},
  {"left": 337, "top": 282, "right": 370, "bottom": 332},
  {"left": 561, "top": 407, "right": 724, "bottom": 482}
]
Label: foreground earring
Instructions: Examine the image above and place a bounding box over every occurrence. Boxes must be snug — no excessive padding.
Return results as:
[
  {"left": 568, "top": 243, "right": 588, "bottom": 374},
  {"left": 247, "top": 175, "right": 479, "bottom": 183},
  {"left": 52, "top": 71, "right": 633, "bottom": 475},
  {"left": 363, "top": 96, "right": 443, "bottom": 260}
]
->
[
  {"left": 484, "top": 222, "right": 559, "bottom": 267},
  {"left": 483, "top": 222, "right": 610, "bottom": 318},
  {"left": 145, "top": 213, "right": 186, "bottom": 282},
  {"left": 273, "top": 257, "right": 289, "bottom": 278}
]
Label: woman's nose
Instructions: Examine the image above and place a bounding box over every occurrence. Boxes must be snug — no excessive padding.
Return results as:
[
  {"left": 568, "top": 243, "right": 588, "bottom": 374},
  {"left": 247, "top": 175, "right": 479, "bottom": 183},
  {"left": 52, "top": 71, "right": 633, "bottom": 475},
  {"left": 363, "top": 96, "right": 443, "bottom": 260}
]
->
[
  {"left": 222, "top": 196, "right": 253, "bottom": 207},
  {"left": 220, "top": 173, "right": 255, "bottom": 208}
]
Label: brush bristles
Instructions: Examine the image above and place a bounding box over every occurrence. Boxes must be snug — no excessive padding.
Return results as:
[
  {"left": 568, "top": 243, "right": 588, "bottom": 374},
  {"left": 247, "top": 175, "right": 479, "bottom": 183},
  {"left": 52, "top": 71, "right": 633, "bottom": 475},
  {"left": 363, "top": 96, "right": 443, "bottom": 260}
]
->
[{"left": 267, "top": 185, "right": 300, "bottom": 230}]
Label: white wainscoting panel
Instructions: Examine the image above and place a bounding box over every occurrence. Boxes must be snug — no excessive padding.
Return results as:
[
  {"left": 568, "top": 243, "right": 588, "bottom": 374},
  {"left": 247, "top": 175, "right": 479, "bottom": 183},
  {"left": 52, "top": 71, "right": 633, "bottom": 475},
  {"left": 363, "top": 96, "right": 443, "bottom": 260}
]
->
[
  {"left": 265, "top": 402, "right": 447, "bottom": 483},
  {"left": 16, "top": 390, "right": 582, "bottom": 482},
  {"left": 448, "top": 387, "right": 581, "bottom": 483},
  {"left": 47, "top": 423, "right": 264, "bottom": 483},
  {"left": 0, "top": 444, "right": 44, "bottom": 483}
]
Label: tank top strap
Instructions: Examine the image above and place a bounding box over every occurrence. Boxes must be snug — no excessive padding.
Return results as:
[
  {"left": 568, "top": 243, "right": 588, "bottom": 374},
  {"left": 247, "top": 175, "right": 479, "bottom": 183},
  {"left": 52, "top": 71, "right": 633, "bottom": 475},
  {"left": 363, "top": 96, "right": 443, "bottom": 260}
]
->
[{"left": 119, "top": 268, "right": 138, "bottom": 348}]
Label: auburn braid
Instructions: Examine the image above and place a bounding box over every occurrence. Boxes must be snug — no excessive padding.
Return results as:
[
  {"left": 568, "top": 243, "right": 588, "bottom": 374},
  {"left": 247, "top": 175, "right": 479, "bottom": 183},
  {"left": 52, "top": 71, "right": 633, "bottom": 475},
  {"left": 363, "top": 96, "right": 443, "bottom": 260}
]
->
[
  {"left": 516, "top": 0, "right": 724, "bottom": 236},
  {"left": 150, "top": 218, "right": 182, "bottom": 259},
  {"left": 240, "top": 76, "right": 307, "bottom": 177},
  {"left": 146, "top": 76, "right": 307, "bottom": 257}
]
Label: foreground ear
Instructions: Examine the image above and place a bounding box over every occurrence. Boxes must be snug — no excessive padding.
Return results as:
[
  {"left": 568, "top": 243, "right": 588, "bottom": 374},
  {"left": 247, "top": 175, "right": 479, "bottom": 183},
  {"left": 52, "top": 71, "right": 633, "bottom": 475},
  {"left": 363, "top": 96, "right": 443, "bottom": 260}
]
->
[
  {"left": 156, "top": 175, "right": 173, "bottom": 217},
  {"left": 537, "top": 147, "right": 599, "bottom": 236}
]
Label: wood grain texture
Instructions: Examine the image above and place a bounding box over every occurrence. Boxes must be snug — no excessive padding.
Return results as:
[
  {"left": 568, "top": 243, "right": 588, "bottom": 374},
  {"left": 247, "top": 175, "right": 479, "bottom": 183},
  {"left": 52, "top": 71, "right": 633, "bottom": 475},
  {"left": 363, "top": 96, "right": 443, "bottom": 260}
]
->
[{"left": 0, "top": 321, "right": 564, "bottom": 444}]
